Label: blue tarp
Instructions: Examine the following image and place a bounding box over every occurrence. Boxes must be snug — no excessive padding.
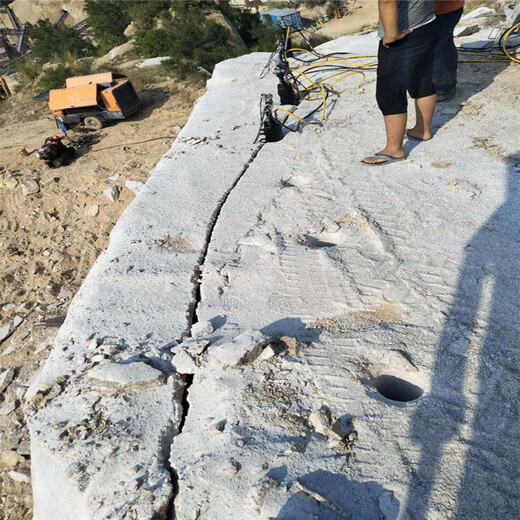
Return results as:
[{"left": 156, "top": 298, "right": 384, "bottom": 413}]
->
[{"left": 260, "top": 9, "right": 303, "bottom": 28}]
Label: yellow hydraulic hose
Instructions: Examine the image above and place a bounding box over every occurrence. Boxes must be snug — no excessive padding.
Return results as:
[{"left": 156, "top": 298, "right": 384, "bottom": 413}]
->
[
  {"left": 501, "top": 21, "right": 520, "bottom": 64},
  {"left": 275, "top": 107, "right": 318, "bottom": 124},
  {"left": 271, "top": 22, "right": 516, "bottom": 134}
]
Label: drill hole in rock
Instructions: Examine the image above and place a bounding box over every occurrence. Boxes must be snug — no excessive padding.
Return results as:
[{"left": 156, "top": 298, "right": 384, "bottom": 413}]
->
[{"left": 372, "top": 374, "right": 423, "bottom": 403}]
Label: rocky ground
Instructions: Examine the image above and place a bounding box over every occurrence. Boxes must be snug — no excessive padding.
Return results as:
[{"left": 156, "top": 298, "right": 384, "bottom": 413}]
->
[
  {"left": 2, "top": 0, "right": 518, "bottom": 517},
  {"left": 22, "top": 28, "right": 520, "bottom": 519},
  {"left": 0, "top": 73, "right": 204, "bottom": 520}
]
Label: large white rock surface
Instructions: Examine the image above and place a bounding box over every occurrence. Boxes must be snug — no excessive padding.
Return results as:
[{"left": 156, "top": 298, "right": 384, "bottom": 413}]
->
[{"left": 27, "top": 35, "right": 520, "bottom": 520}]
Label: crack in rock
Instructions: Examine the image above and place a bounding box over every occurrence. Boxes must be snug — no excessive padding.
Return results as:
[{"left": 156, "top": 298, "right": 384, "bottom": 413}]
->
[{"left": 168, "top": 143, "right": 265, "bottom": 519}]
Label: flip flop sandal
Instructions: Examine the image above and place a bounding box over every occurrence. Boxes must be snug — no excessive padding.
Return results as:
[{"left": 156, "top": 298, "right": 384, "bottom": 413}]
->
[
  {"left": 406, "top": 132, "right": 431, "bottom": 142},
  {"left": 362, "top": 153, "right": 406, "bottom": 166}
]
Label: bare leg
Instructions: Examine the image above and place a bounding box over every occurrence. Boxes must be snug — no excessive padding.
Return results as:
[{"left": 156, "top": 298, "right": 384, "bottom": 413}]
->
[
  {"left": 363, "top": 112, "right": 407, "bottom": 164},
  {"left": 408, "top": 93, "right": 437, "bottom": 140}
]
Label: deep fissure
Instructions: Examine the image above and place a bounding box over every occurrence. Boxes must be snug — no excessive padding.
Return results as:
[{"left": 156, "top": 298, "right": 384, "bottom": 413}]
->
[{"left": 166, "top": 142, "right": 265, "bottom": 519}]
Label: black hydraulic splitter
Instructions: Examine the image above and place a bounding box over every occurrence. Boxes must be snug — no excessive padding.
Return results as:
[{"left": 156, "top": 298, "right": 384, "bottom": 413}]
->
[
  {"left": 273, "top": 38, "right": 301, "bottom": 106},
  {"left": 254, "top": 94, "right": 284, "bottom": 144},
  {"left": 277, "top": 74, "right": 300, "bottom": 106}
]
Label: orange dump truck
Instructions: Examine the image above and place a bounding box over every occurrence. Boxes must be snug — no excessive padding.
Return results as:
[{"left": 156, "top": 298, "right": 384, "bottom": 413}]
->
[{"left": 48, "top": 72, "right": 141, "bottom": 130}]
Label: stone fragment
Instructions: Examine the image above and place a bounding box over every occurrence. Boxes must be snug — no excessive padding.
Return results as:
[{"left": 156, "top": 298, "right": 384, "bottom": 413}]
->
[
  {"left": 172, "top": 350, "right": 197, "bottom": 374},
  {"left": 331, "top": 416, "right": 355, "bottom": 440},
  {"left": 309, "top": 406, "right": 332, "bottom": 436},
  {"left": 90, "top": 354, "right": 107, "bottom": 363},
  {"left": 17, "top": 441, "right": 30, "bottom": 456},
  {"left": 0, "top": 450, "right": 24, "bottom": 470},
  {"left": 0, "top": 399, "right": 17, "bottom": 415},
  {"left": 2, "top": 303, "right": 16, "bottom": 311},
  {"left": 0, "top": 316, "right": 23, "bottom": 345},
  {"left": 174, "top": 338, "right": 209, "bottom": 357},
  {"left": 137, "top": 56, "right": 170, "bottom": 68},
  {"left": 107, "top": 174, "right": 120, "bottom": 183},
  {"left": 448, "top": 338, "right": 469, "bottom": 356},
  {"left": 5, "top": 177, "right": 19, "bottom": 189},
  {"left": 257, "top": 344, "right": 277, "bottom": 361},
  {"left": 280, "top": 336, "right": 298, "bottom": 356},
  {"left": 87, "top": 361, "right": 165, "bottom": 396},
  {"left": 0, "top": 368, "right": 15, "bottom": 393},
  {"left": 8, "top": 469, "right": 31, "bottom": 484},
  {"left": 208, "top": 330, "right": 271, "bottom": 368},
  {"left": 21, "top": 179, "right": 40, "bottom": 196},
  {"left": 125, "top": 179, "right": 146, "bottom": 194},
  {"left": 454, "top": 24, "right": 479, "bottom": 37},
  {"left": 87, "top": 205, "right": 99, "bottom": 217},
  {"left": 209, "top": 419, "right": 226, "bottom": 435},
  {"left": 103, "top": 186, "right": 120, "bottom": 202},
  {"left": 58, "top": 287, "right": 74, "bottom": 300},
  {"left": 191, "top": 320, "right": 214, "bottom": 338}
]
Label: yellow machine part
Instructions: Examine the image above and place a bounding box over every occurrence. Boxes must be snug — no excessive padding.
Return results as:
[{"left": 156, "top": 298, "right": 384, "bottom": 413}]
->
[
  {"left": 0, "top": 76, "right": 11, "bottom": 100},
  {"left": 49, "top": 84, "right": 99, "bottom": 112}
]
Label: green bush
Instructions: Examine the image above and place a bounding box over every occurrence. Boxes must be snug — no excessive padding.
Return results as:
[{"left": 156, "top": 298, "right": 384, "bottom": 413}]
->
[
  {"left": 134, "top": 3, "right": 279, "bottom": 74},
  {"left": 221, "top": 6, "right": 278, "bottom": 51},
  {"left": 30, "top": 20, "right": 94, "bottom": 63},
  {"left": 304, "top": 0, "right": 327, "bottom": 7},
  {"left": 124, "top": 0, "right": 171, "bottom": 30},
  {"left": 85, "top": 0, "right": 131, "bottom": 50},
  {"left": 134, "top": 7, "right": 243, "bottom": 73},
  {"left": 16, "top": 59, "right": 40, "bottom": 83},
  {"left": 326, "top": 0, "right": 343, "bottom": 19}
]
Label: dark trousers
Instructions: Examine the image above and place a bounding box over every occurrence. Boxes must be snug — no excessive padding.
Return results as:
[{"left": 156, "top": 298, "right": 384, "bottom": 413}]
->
[
  {"left": 376, "top": 22, "right": 436, "bottom": 116},
  {"left": 432, "top": 8, "right": 463, "bottom": 96}
]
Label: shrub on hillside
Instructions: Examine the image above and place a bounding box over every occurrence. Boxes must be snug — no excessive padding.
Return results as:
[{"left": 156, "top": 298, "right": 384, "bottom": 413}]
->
[
  {"left": 221, "top": 6, "right": 278, "bottom": 51},
  {"left": 304, "top": 0, "right": 327, "bottom": 7},
  {"left": 124, "top": 0, "right": 171, "bottom": 30},
  {"left": 134, "top": 4, "right": 279, "bottom": 74},
  {"left": 30, "top": 20, "right": 94, "bottom": 63},
  {"left": 16, "top": 59, "right": 40, "bottom": 83},
  {"left": 326, "top": 0, "right": 344, "bottom": 19},
  {"left": 134, "top": 6, "right": 243, "bottom": 74},
  {"left": 85, "top": 0, "right": 131, "bottom": 50}
]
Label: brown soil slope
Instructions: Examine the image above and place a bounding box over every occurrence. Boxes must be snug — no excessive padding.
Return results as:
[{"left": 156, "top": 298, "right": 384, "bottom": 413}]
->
[{"left": 0, "top": 76, "right": 204, "bottom": 520}]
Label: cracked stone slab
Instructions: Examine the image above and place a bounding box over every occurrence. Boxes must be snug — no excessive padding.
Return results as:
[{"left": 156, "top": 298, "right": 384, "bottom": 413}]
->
[
  {"left": 27, "top": 53, "right": 278, "bottom": 520},
  {"left": 28, "top": 35, "right": 520, "bottom": 520},
  {"left": 173, "top": 332, "right": 392, "bottom": 520}
]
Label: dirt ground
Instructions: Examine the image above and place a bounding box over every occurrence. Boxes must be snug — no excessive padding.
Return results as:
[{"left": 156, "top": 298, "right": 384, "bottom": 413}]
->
[
  {"left": 301, "top": 0, "right": 379, "bottom": 40},
  {"left": 0, "top": 72, "right": 204, "bottom": 520}
]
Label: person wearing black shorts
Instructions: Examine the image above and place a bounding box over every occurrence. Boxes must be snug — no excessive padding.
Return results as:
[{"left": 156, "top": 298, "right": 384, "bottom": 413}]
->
[{"left": 363, "top": 0, "right": 437, "bottom": 165}]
